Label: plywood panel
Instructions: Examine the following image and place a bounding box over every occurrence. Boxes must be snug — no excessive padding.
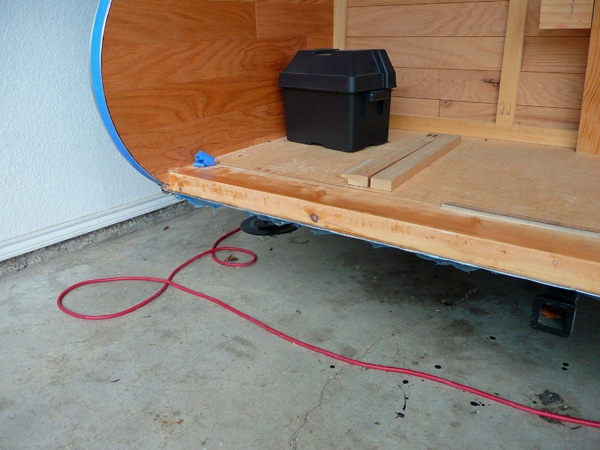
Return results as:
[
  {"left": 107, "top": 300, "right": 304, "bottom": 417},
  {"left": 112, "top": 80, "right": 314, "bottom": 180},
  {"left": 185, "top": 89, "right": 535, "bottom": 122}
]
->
[
  {"left": 256, "top": 1, "right": 333, "bottom": 38},
  {"left": 515, "top": 105, "right": 582, "bottom": 129},
  {"left": 518, "top": 72, "right": 586, "bottom": 109},
  {"left": 102, "top": 0, "right": 331, "bottom": 182},
  {"left": 522, "top": 37, "right": 590, "bottom": 73},
  {"left": 106, "top": 75, "right": 281, "bottom": 134},
  {"left": 102, "top": 37, "right": 306, "bottom": 93},
  {"left": 119, "top": 102, "right": 286, "bottom": 177},
  {"left": 393, "top": 68, "right": 501, "bottom": 103},
  {"left": 103, "top": 0, "right": 257, "bottom": 46},
  {"left": 347, "top": 2, "right": 508, "bottom": 37},
  {"left": 391, "top": 97, "right": 440, "bottom": 116},
  {"left": 347, "top": 37, "right": 505, "bottom": 70},
  {"left": 440, "top": 101, "right": 497, "bottom": 121}
]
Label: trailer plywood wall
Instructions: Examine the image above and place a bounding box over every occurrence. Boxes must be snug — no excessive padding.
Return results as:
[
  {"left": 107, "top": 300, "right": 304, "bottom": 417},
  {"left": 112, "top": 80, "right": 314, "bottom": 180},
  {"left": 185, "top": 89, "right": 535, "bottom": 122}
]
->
[
  {"left": 345, "top": 0, "right": 590, "bottom": 145},
  {"left": 101, "top": 0, "right": 333, "bottom": 182}
]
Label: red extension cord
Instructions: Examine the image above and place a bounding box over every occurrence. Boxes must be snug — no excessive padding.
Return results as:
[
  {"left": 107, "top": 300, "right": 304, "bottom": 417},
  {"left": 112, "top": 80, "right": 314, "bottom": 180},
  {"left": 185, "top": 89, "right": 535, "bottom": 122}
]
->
[{"left": 57, "top": 227, "right": 600, "bottom": 430}]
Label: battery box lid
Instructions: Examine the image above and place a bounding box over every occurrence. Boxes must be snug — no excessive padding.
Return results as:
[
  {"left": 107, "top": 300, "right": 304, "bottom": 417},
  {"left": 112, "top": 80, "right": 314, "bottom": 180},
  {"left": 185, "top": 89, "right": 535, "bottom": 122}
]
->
[{"left": 279, "top": 49, "right": 397, "bottom": 93}]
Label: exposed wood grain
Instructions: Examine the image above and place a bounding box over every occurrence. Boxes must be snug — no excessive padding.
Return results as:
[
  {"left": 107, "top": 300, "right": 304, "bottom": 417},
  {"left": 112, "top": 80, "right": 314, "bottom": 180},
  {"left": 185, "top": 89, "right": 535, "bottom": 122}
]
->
[
  {"left": 577, "top": 3, "right": 600, "bottom": 154},
  {"left": 345, "top": 133, "right": 438, "bottom": 186},
  {"left": 495, "top": 0, "right": 528, "bottom": 126},
  {"left": 103, "top": 0, "right": 257, "bottom": 46},
  {"left": 539, "top": 0, "right": 594, "bottom": 29},
  {"left": 522, "top": 37, "right": 590, "bottom": 73},
  {"left": 347, "top": 2, "right": 508, "bottom": 37},
  {"left": 256, "top": 2, "right": 333, "bottom": 38},
  {"left": 370, "top": 134, "right": 461, "bottom": 191},
  {"left": 443, "top": 203, "right": 600, "bottom": 237},
  {"left": 439, "top": 101, "right": 497, "bottom": 122},
  {"left": 526, "top": 0, "right": 592, "bottom": 36},
  {"left": 518, "top": 72, "right": 585, "bottom": 109},
  {"left": 334, "top": 0, "right": 348, "bottom": 48},
  {"left": 390, "top": 114, "right": 578, "bottom": 147},
  {"left": 393, "top": 68, "right": 501, "bottom": 104},
  {"left": 119, "top": 102, "right": 286, "bottom": 180},
  {"left": 515, "top": 105, "right": 581, "bottom": 130},
  {"left": 168, "top": 136, "right": 600, "bottom": 295},
  {"left": 306, "top": 34, "right": 334, "bottom": 48},
  {"left": 105, "top": 75, "right": 281, "bottom": 134},
  {"left": 391, "top": 97, "right": 440, "bottom": 116},
  {"left": 348, "top": 37, "right": 505, "bottom": 70},
  {"left": 102, "top": 37, "right": 306, "bottom": 93},
  {"left": 349, "top": 0, "right": 500, "bottom": 6}
]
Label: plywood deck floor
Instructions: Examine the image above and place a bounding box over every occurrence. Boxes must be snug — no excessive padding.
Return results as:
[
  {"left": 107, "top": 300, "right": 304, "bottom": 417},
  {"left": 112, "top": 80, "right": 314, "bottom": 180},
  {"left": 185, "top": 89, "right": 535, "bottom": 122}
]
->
[{"left": 169, "top": 129, "right": 600, "bottom": 295}]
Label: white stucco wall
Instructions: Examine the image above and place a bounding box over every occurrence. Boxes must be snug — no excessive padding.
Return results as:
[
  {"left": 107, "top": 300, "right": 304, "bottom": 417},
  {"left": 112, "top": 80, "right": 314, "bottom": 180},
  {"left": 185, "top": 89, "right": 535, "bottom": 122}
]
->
[{"left": 0, "top": 1, "right": 174, "bottom": 259}]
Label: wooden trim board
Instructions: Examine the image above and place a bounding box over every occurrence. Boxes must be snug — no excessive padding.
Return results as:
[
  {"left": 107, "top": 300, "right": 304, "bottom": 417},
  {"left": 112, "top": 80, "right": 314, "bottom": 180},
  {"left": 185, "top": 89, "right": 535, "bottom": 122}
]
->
[
  {"left": 495, "top": 0, "right": 529, "bottom": 125},
  {"left": 577, "top": 0, "right": 600, "bottom": 154},
  {"left": 344, "top": 133, "right": 438, "bottom": 187},
  {"left": 370, "top": 134, "right": 461, "bottom": 191}
]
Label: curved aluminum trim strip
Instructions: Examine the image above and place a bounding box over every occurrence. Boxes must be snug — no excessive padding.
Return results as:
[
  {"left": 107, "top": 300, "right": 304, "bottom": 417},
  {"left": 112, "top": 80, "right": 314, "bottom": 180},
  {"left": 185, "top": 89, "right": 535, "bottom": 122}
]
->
[{"left": 90, "top": 0, "right": 161, "bottom": 184}]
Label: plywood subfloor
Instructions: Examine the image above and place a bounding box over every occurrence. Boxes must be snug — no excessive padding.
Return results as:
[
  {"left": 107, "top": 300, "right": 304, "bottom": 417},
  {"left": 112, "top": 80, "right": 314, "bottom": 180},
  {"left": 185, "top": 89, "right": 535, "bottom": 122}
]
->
[
  {"left": 216, "top": 130, "right": 600, "bottom": 233},
  {"left": 169, "top": 129, "right": 600, "bottom": 296}
]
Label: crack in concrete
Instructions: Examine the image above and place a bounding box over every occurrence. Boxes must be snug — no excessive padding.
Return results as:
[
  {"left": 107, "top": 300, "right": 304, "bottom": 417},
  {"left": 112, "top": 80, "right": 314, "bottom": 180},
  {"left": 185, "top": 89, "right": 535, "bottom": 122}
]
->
[{"left": 289, "top": 370, "right": 339, "bottom": 449}]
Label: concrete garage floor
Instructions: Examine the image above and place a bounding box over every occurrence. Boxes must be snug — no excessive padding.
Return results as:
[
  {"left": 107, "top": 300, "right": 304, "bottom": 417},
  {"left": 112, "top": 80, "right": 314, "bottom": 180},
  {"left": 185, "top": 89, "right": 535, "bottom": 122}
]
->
[{"left": 1, "top": 206, "right": 599, "bottom": 449}]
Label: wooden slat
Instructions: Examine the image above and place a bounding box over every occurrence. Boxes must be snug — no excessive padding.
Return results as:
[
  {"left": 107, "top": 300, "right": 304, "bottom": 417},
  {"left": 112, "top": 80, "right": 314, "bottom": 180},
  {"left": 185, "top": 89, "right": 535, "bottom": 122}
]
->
[
  {"left": 515, "top": 105, "right": 582, "bottom": 130},
  {"left": 345, "top": 134, "right": 438, "bottom": 186},
  {"left": 334, "top": 0, "right": 348, "bottom": 49},
  {"left": 577, "top": 1, "right": 600, "bottom": 154},
  {"left": 495, "top": 0, "right": 529, "bottom": 126},
  {"left": 522, "top": 37, "right": 590, "bottom": 73},
  {"left": 393, "top": 68, "right": 501, "bottom": 104},
  {"left": 370, "top": 135, "right": 461, "bottom": 191},
  {"left": 391, "top": 97, "right": 440, "bottom": 116},
  {"left": 439, "top": 101, "right": 497, "bottom": 122},
  {"left": 256, "top": 2, "right": 333, "bottom": 38},
  {"left": 539, "top": 0, "right": 594, "bottom": 29},
  {"left": 390, "top": 114, "right": 578, "bottom": 147},
  {"left": 518, "top": 72, "right": 586, "bottom": 109},
  {"left": 347, "top": 2, "right": 508, "bottom": 37},
  {"left": 347, "top": 37, "right": 505, "bottom": 70},
  {"left": 443, "top": 203, "right": 600, "bottom": 237},
  {"left": 103, "top": 0, "right": 257, "bottom": 46}
]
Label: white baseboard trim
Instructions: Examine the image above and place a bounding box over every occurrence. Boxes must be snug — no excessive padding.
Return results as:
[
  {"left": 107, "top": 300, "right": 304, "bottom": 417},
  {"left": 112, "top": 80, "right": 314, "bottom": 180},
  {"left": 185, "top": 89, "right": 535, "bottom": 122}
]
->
[{"left": 0, "top": 193, "right": 181, "bottom": 262}]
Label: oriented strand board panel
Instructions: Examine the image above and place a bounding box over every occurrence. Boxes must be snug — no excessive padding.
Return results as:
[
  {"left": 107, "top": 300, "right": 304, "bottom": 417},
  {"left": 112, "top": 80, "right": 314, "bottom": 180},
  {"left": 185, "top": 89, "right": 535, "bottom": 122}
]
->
[
  {"left": 539, "top": 0, "right": 594, "bottom": 29},
  {"left": 101, "top": 0, "right": 333, "bottom": 182}
]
